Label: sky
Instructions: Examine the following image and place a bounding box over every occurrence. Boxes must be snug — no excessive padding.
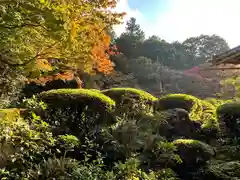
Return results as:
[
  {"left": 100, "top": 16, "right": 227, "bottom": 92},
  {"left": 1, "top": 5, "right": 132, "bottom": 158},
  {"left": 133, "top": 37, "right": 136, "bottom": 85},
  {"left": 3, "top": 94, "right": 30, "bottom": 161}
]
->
[{"left": 113, "top": 0, "right": 240, "bottom": 48}]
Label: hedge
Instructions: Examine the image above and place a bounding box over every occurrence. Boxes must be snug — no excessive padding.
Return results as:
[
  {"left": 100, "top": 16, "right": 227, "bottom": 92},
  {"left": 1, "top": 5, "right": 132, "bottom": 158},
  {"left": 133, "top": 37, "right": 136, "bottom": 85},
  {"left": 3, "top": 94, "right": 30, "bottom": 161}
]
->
[
  {"left": 102, "top": 87, "right": 157, "bottom": 103},
  {"left": 36, "top": 89, "right": 116, "bottom": 136},
  {"left": 154, "top": 94, "right": 219, "bottom": 135},
  {"left": 154, "top": 94, "right": 203, "bottom": 119},
  {"left": 102, "top": 88, "right": 157, "bottom": 116},
  {"left": 38, "top": 88, "right": 115, "bottom": 111},
  {"left": 216, "top": 102, "right": 240, "bottom": 137},
  {"left": 173, "top": 139, "right": 215, "bottom": 165}
]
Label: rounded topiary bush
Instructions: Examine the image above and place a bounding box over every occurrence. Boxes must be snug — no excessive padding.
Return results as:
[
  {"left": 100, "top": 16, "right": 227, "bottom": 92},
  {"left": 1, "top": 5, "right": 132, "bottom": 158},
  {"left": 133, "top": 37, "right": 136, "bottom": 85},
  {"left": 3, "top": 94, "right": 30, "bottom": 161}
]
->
[
  {"left": 38, "top": 88, "right": 115, "bottom": 110},
  {"left": 217, "top": 102, "right": 240, "bottom": 137},
  {"left": 155, "top": 108, "right": 200, "bottom": 140},
  {"left": 173, "top": 139, "right": 215, "bottom": 165},
  {"left": 155, "top": 94, "right": 219, "bottom": 139},
  {"left": 102, "top": 88, "right": 157, "bottom": 116},
  {"left": 37, "top": 89, "right": 116, "bottom": 136},
  {"left": 154, "top": 94, "right": 203, "bottom": 119}
]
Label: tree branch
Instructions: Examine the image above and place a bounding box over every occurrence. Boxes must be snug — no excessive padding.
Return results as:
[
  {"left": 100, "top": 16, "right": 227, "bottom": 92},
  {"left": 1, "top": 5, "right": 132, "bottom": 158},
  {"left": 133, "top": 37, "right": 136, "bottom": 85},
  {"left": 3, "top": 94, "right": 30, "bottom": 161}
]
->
[{"left": 0, "top": 42, "right": 59, "bottom": 68}]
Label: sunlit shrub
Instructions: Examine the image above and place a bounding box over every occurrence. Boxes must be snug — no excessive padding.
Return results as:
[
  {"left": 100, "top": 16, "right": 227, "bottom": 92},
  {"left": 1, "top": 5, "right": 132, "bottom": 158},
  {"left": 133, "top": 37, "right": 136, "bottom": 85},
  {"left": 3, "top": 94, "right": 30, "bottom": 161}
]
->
[
  {"left": 102, "top": 87, "right": 157, "bottom": 117},
  {"left": 36, "top": 89, "right": 116, "bottom": 136},
  {"left": 173, "top": 139, "right": 215, "bottom": 165},
  {"left": 154, "top": 94, "right": 219, "bottom": 138}
]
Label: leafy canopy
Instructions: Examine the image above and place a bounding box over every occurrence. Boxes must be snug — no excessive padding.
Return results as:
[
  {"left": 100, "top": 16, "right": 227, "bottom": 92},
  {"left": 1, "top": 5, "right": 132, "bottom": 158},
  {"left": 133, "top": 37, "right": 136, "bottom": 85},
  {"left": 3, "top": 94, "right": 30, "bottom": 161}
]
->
[{"left": 0, "top": 0, "right": 125, "bottom": 74}]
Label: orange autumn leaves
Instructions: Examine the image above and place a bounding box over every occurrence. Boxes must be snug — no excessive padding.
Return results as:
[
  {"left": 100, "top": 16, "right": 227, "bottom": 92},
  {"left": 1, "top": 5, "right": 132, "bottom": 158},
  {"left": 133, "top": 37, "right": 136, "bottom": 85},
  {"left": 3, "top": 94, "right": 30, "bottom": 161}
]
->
[{"left": 91, "top": 30, "right": 119, "bottom": 74}]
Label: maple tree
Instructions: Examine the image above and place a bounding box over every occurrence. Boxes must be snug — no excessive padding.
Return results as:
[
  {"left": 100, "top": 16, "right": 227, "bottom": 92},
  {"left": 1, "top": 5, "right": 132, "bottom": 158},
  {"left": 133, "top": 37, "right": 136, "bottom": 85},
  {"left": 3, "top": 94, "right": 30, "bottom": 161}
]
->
[{"left": 0, "top": 0, "right": 125, "bottom": 75}]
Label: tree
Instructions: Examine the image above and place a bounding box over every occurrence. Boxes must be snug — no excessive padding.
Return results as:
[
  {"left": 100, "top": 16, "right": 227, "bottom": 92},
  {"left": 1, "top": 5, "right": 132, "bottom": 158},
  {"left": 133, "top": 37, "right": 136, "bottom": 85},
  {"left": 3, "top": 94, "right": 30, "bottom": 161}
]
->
[
  {"left": 115, "top": 17, "right": 145, "bottom": 58},
  {"left": 138, "top": 36, "right": 177, "bottom": 67},
  {"left": 171, "top": 41, "right": 194, "bottom": 69},
  {"left": 182, "top": 34, "right": 230, "bottom": 66},
  {"left": 0, "top": 0, "right": 125, "bottom": 75}
]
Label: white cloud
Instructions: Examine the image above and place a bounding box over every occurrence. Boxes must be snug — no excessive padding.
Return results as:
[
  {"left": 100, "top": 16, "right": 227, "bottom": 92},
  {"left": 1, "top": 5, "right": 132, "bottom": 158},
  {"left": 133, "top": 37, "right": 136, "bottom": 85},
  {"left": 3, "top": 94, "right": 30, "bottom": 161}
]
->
[
  {"left": 112, "top": 0, "right": 143, "bottom": 36},
  {"left": 114, "top": 0, "right": 240, "bottom": 48}
]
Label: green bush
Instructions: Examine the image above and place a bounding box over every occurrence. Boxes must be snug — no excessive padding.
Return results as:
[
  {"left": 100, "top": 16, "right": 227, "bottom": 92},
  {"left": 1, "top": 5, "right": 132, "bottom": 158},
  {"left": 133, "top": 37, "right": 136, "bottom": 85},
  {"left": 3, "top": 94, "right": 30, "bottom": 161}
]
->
[
  {"left": 139, "top": 140, "right": 182, "bottom": 171},
  {"left": 154, "top": 94, "right": 203, "bottom": 119},
  {"left": 36, "top": 89, "right": 116, "bottom": 137},
  {"left": 0, "top": 112, "right": 56, "bottom": 178},
  {"left": 173, "top": 139, "right": 215, "bottom": 165},
  {"left": 38, "top": 88, "right": 115, "bottom": 110},
  {"left": 102, "top": 87, "right": 157, "bottom": 103},
  {"left": 153, "top": 108, "right": 200, "bottom": 140},
  {"left": 203, "top": 161, "right": 240, "bottom": 180},
  {"left": 216, "top": 102, "right": 240, "bottom": 137},
  {"left": 155, "top": 94, "right": 219, "bottom": 137},
  {"left": 102, "top": 87, "right": 157, "bottom": 116},
  {"left": 217, "top": 102, "right": 240, "bottom": 116}
]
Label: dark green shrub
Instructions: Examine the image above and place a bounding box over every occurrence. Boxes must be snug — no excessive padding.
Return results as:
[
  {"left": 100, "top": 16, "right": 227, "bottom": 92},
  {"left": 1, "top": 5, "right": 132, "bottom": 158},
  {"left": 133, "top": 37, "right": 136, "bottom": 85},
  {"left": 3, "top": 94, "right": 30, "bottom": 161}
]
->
[
  {"left": 154, "top": 94, "right": 203, "bottom": 119},
  {"left": 200, "top": 161, "right": 240, "bottom": 180},
  {"left": 154, "top": 108, "right": 201, "bottom": 140},
  {"left": 36, "top": 89, "right": 116, "bottom": 137},
  {"left": 139, "top": 140, "right": 182, "bottom": 171},
  {"left": 102, "top": 87, "right": 157, "bottom": 116},
  {"left": 173, "top": 139, "right": 215, "bottom": 165},
  {"left": 217, "top": 102, "right": 240, "bottom": 137},
  {"left": 155, "top": 94, "right": 219, "bottom": 139}
]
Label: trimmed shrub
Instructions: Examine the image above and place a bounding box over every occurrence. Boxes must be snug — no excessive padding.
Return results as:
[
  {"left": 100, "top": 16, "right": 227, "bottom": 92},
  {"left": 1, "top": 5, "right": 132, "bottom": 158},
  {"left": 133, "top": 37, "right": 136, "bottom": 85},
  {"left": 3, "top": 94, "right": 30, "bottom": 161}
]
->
[
  {"left": 38, "top": 89, "right": 115, "bottom": 110},
  {"left": 154, "top": 94, "right": 219, "bottom": 138},
  {"left": 37, "top": 89, "right": 116, "bottom": 136},
  {"left": 102, "top": 87, "right": 157, "bottom": 104},
  {"left": 173, "top": 139, "right": 215, "bottom": 165},
  {"left": 155, "top": 108, "right": 201, "bottom": 140},
  {"left": 217, "top": 102, "right": 240, "bottom": 137},
  {"left": 154, "top": 94, "right": 203, "bottom": 119},
  {"left": 102, "top": 87, "right": 157, "bottom": 116}
]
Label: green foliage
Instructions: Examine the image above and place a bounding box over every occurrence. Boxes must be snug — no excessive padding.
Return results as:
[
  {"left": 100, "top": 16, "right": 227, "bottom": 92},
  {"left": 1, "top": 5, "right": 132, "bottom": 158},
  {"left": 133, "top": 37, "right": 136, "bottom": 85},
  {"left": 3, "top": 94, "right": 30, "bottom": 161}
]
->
[
  {"left": 204, "top": 161, "right": 240, "bottom": 180},
  {"left": 38, "top": 88, "right": 115, "bottom": 110},
  {"left": 155, "top": 94, "right": 219, "bottom": 135},
  {"left": 182, "top": 34, "right": 230, "bottom": 65},
  {"left": 173, "top": 139, "right": 215, "bottom": 165},
  {"left": 102, "top": 87, "right": 157, "bottom": 102},
  {"left": 115, "top": 19, "right": 229, "bottom": 70},
  {"left": 57, "top": 134, "right": 80, "bottom": 152},
  {"left": 36, "top": 89, "right": 116, "bottom": 139},
  {"left": 0, "top": 0, "right": 124, "bottom": 74},
  {"left": 116, "top": 17, "right": 145, "bottom": 58},
  {"left": 22, "top": 95, "right": 47, "bottom": 111},
  {"left": 0, "top": 112, "right": 56, "bottom": 178},
  {"left": 216, "top": 102, "right": 240, "bottom": 137},
  {"left": 217, "top": 102, "right": 240, "bottom": 116},
  {"left": 155, "top": 93, "right": 203, "bottom": 119},
  {"left": 102, "top": 87, "right": 157, "bottom": 116}
]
